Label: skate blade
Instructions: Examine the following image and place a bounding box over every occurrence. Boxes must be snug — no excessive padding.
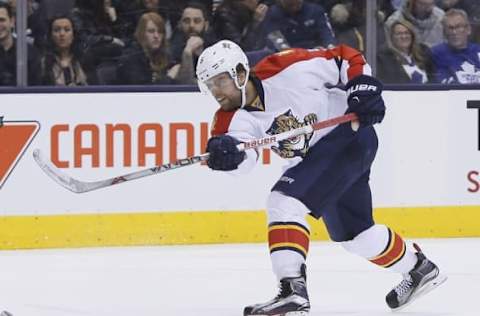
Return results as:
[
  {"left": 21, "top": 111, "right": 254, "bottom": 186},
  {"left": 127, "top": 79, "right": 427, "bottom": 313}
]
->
[
  {"left": 244, "top": 311, "right": 309, "bottom": 316},
  {"left": 391, "top": 274, "right": 448, "bottom": 312},
  {"left": 284, "top": 312, "right": 309, "bottom": 316}
]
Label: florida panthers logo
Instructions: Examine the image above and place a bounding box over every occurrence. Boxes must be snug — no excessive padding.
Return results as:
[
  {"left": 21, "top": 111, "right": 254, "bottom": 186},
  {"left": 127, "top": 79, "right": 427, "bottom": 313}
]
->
[{"left": 266, "top": 110, "right": 317, "bottom": 158}]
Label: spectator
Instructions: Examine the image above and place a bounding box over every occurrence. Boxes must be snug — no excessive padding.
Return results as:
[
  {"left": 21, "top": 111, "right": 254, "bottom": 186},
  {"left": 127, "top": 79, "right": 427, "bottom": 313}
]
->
[
  {"left": 7, "top": 0, "right": 47, "bottom": 49},
  {"left": 377, "top": 18, "right": 434, "bottom": 83},
  {"left": 212, "top": 0, "right": 268, "bottom": 51},
  {"left": 40, "top": 15, "right": 92, "bottom": 86},
  {"left": 431, "top": 9, "right": 480, "bottom": 83},
  {"left": 117, "top": 12, "right": 176, "bottom": 84},
  {"left": 136, "top": 0, "right": 177, "bottom": 39},
  {"left": 0, "top": 2, "right": 41, "bottom": 85},
  {"left": 71, "top": 0, "right": 125, "bottom": 65},
  {"left": 329, "top": 1, "right": 386, "bottom": 53},
  {"left": 385, "top": 0, "right": 445, "bottom": 47},
  {"left": 171, "top": 0, "right": 213, "bottom": 26},
  {"left": 320, "top": 0, "right": 396, "bottom": 20},
  {"left": 436, "top": 0, "right": 480, "bottom": 43},
  {"left": 170, "top": 2, "right": 216, "bottom": 84},
  {"left": 260, "top": 0, "right": 336, "bottom": 49}
]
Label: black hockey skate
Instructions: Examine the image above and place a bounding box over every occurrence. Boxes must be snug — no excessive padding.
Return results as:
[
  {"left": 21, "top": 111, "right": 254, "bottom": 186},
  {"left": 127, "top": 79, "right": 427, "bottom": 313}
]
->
[
  {"left": 244, "top": 265, "right": 310, "bottom": 316},
  {"left": 386, "top": 244, "right": 447, "bottom": 310}
]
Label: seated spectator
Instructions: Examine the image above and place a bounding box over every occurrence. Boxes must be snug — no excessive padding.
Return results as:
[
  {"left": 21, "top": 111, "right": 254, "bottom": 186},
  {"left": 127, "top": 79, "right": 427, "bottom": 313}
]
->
[
  {"left": 0, "top": 2, "right": 41, "bottom": 85},
  {"left": 7, "top": 0, "right": 47, "bottom": 49},
  {"left": 136, "top": 0, "right": 176, "bottom": 39},
  {"left": 170, "top": 0, "right": 213, "bottom": 26},
  {"left": 71, "top": 0, "right": 125, "bottom": 65},
  {"left": 320, "top": 0, "right": 396, "bottom": 20},
  {"left": 40, "top": 15, "right": 92, "bottom": 86},
  {"left": 329, "top": 1, "right": 386, "bottom": 53},
  {"left": 117, "top": 12, "right": 176, "bottom": 84},
  {"left": 212, "top": 0, "right": 268, "bottom": 51},
  {"left": 385, "top": 0, "right": 445, "bottom": 47},
  {"left": 260, "top": 0, "right": 336, "bottom": 49},
  {"left": 170, "top": 2, "right": 216, "bottom": 84},
  {"left": 431, "top": 8, "right": 480, "bottom": 83},
  {"left": 377, "top": 18, "right": 434, "bottom": 83},
  {"left": 436, "top": 0, "right": 480, "bottom": 43}
]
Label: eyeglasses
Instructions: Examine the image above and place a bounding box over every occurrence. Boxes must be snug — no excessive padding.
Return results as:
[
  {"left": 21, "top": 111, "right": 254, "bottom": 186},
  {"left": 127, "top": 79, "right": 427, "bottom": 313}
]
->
[
  {"left": 392, "top": 31, "right": 412, "bottom": 37},
  {"left": 445, "top": 24, "right": 468, "bottom": 33}
]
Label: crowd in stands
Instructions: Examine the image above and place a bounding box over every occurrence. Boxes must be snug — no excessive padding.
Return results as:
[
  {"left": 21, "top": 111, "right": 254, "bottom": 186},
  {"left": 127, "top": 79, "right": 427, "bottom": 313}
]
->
[{"left": 0, "top": 0, "right": 479, "bottom": 86}]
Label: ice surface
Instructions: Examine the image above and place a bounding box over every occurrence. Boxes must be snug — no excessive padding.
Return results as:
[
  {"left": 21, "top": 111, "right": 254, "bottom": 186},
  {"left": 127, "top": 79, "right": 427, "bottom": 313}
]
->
[{"left": 0, "top": 238, "right": 477, "bottom": 316}]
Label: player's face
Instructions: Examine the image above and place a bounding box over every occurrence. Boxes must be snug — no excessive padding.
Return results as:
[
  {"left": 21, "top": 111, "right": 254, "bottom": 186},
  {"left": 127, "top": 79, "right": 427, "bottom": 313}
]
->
[
  {"left": 204, "top": 72, "right": 242, "bottom": 111},
  {"left": 391, "top": 24, "right": 412, "bottom": 53},
  {"left": 444, "top": 15, "right": 470, "bottom": 49},
  {"left": 51, "top": 18, "right": 74, "bottom": 50},
  {"left": 180, "top": 8, "right": 207, "bottom": 37},
  {"left": 0, "top": 8, "right": 13, "bottom": 42},
  {"left": 144, "top": 20, "right": 163, "bottom": 51}
]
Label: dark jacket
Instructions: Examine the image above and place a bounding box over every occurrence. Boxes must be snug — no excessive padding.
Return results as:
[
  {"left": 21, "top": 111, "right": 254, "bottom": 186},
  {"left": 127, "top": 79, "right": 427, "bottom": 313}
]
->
[
  {"left": 0, "top": 42, "right": 41, "bottom": 86},
  {"left": 213, "top": 2, "right": 263, "bottom": 51},
  {"left": 376, "top": 45, "right": 435, "bottom": 84},
  {"left": 117, "top": 42, "right": 175, "bottom": 85},
  {"left": 260, "top": 2, "right": 336, "bottom": 49},
  {"left": 71, "top": 7, "right": 123, "bottom": 65}
]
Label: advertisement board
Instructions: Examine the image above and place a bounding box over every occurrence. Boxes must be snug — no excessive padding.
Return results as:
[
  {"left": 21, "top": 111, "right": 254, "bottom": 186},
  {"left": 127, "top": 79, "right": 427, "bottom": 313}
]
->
[{"left": 1, "top": 90, "right": 479, "bottom": 249}]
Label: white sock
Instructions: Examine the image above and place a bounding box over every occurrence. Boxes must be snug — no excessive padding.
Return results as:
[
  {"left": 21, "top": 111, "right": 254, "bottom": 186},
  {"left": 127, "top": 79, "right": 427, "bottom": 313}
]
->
[
  {"left": 267, "top": 191, "right": 311, "bottom": 280},
  {"left": 342, "top": 224, "right": 418, "bottom": 274}
]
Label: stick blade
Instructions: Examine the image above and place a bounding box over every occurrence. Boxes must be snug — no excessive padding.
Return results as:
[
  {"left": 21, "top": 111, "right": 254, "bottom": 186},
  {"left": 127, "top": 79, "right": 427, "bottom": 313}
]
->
[{"left": 33, "top": 149, "right": 87, "bottom": 193}]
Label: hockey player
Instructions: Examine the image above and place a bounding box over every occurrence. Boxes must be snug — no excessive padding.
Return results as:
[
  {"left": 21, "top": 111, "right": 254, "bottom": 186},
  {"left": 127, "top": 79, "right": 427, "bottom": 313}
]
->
[{"left": 196, "top": 40, "right": 446, "bottom": 315}]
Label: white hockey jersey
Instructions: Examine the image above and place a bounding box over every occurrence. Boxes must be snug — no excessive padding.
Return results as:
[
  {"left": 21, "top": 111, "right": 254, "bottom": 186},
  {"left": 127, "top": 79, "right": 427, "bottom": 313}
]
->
[{"left": 210, "top": 45, "right": 372, "bottom": 173}]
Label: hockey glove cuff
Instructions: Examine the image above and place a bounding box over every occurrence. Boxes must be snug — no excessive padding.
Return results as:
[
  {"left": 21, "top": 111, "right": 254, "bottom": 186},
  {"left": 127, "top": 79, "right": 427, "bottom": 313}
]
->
[
  {"left": 206, "top": 135, "right": 246, "bottom": 171},
  {"left": 345, "top": 75, "right": 386, "bottom": 128}
]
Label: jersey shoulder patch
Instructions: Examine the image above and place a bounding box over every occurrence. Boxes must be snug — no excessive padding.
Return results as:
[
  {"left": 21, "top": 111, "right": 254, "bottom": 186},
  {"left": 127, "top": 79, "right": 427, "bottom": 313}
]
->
[{"left": 211, "top": 109, "right": 237, "bottom": 136}]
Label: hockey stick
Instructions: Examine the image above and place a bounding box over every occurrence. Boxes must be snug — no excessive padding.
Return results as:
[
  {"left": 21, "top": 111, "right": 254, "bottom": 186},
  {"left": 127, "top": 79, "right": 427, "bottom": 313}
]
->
[{"left": 33, "top": 113, "right": 358, "bottom": 193}]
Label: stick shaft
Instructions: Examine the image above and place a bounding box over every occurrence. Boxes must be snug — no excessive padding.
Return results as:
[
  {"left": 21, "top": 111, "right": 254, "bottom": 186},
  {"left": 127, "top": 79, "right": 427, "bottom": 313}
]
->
[{"left": 35, "top": 113, "right": 357, "bottom": 193}]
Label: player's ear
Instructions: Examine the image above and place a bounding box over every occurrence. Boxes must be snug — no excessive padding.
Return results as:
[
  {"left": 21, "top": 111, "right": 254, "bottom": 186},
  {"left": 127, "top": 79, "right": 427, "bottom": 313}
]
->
[
  {"left": 238, "top": 71, "right": 246, "bottom": 86},
  {"left": 237, "top": 65, "right": 247, "bottom": 85}
]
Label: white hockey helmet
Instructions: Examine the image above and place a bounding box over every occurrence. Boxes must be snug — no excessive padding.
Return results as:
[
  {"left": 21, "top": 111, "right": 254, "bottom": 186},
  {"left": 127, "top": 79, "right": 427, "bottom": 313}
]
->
[{"left": 196, "top": 40, "right": 250, "bottom": 107}]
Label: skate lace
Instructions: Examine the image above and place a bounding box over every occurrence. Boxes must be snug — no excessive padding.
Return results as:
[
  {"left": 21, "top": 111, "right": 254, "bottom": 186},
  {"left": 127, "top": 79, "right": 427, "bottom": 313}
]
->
[
  {"left": 394, "top": 275, "right": 414, "bottom": 297},
  {"left": 276, "top": 280, "right": 291, "bottom": 299}
]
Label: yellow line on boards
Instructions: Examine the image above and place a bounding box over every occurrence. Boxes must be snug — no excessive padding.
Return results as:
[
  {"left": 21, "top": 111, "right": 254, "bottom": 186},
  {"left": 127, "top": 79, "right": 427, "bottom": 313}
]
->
[{"left": 0, "top": 206, "right": 479, "bottom": 250}]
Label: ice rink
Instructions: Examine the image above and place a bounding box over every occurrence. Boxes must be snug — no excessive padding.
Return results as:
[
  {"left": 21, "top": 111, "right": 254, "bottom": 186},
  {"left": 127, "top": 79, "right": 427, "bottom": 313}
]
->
[{"left": 1, "top": 238, "right": 477, "bottom": 316}]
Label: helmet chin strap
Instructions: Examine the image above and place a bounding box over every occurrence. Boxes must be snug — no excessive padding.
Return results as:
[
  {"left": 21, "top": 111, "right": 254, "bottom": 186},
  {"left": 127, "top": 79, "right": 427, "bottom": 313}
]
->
[{"left": 240, "top": 85, "right": 247, "bottom": 108}]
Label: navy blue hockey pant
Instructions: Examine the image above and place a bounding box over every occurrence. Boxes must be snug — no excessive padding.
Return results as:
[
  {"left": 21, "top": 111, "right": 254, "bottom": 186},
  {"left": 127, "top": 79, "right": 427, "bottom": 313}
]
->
[{"left": 271, "top": 124, "right": 379, "bottom": 242}]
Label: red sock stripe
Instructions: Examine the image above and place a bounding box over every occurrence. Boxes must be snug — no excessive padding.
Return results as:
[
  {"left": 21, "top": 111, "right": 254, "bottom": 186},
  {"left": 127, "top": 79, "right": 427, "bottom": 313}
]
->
[
  {"left": 369, "top": 229, "right": 406, "bottom": 267},
  {"left": 268, "top": 224, "right": 310, "bottom": 258}
]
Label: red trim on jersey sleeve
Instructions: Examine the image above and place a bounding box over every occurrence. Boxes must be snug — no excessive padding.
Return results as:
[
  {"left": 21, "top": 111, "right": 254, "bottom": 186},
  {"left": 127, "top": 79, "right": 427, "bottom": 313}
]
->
[
  {"left": 211, "top": 109, "right": 236, "bottom": 136},
  {"left": 324, "top": 44, "right": 366, "bottom": 80},
  {"left": 253, "top": 45, "right": 367, "bottom": 81}
]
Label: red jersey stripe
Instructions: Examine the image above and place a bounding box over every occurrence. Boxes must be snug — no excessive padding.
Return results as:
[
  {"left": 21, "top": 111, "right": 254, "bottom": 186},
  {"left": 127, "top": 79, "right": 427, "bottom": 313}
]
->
[
  {"left": 254, "top": 45, "right": 367, "bottom": 81},
  {"left": 211, "top": 109, "right": 236, "bottom": 136}
]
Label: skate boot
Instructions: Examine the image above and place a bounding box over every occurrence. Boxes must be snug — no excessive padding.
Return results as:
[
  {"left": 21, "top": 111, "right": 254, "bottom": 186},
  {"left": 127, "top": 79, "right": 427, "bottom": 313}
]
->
[
  {"left": 244, "top": 265, "right": 310, "bottom": 316},
  {"left": 386, "top": 244, "right": 447, "bottom": 310}
]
